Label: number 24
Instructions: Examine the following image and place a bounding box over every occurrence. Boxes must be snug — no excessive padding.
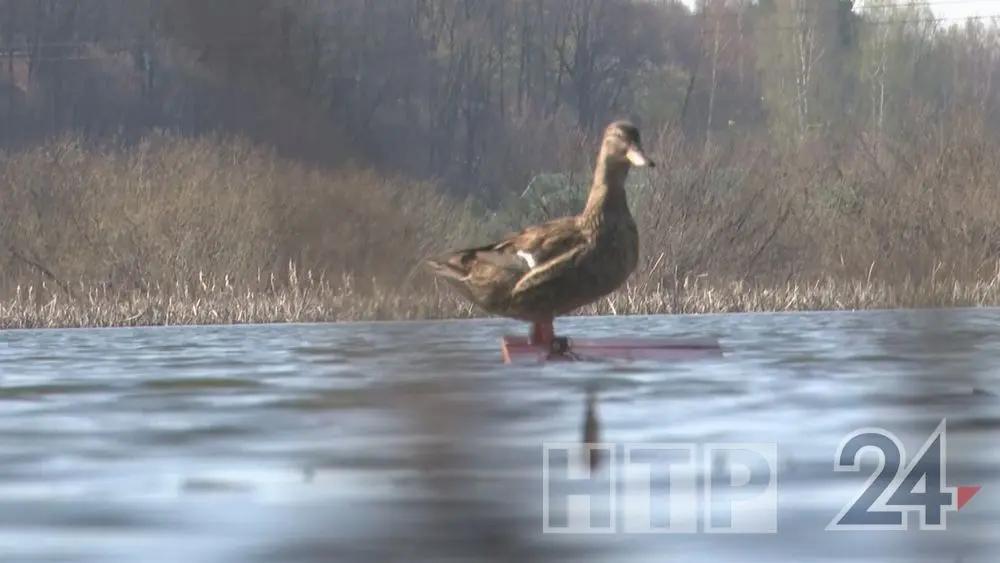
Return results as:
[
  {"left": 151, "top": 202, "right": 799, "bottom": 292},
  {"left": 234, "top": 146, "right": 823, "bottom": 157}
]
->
[{"left": 827, "top": 421, "right": 955, "bottom": 531}]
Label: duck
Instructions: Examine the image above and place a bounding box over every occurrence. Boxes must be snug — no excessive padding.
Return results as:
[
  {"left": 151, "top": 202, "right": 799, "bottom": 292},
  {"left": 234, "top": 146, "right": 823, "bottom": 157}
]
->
[{"left": 424, "top": 120, "right": 655, "bottom": 355}]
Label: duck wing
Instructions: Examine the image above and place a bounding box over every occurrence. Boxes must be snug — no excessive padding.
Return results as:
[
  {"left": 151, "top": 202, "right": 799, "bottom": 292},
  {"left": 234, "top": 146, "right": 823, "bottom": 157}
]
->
[
  {"left": 496, "top": 217, "right": 591, "bottom": 297},
  {"left": 487, "top": 217, "right": 584, "bottom": 269},
  {"left": 426, "top": 217, "right": 584, "bottom": 280},
  {"left": 510, "top": 244, "right": 587, "bottom": 297}
]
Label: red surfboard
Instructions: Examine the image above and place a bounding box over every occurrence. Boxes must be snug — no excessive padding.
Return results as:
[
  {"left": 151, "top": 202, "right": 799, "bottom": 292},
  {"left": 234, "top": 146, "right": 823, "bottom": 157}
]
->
[{"left": 500, "top": 335, "right": 723, "bottom": 364}]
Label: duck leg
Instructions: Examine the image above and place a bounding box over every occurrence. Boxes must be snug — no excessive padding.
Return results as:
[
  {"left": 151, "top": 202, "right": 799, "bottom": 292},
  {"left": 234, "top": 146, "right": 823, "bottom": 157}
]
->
[{"left": 529, "top": 318, "right": 554, "bottom": 346}]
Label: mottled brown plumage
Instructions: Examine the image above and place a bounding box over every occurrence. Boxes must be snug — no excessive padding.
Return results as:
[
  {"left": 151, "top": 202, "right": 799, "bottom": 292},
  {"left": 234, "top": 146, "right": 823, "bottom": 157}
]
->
[{"left": 425, "top": 120, "right": 654, "bottom": 341}]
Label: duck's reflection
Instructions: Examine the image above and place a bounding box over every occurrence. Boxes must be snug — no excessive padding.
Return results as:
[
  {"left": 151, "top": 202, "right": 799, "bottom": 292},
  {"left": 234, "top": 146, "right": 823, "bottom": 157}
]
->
[
  {"left": 264, "top": 375, "right": 617, "bottom": 563},
  {"left": 582, "top": 383, "right": 603, "bottom": 472},
  {"left": 387, "top": 374, "right": 612, "bottom": 563}
]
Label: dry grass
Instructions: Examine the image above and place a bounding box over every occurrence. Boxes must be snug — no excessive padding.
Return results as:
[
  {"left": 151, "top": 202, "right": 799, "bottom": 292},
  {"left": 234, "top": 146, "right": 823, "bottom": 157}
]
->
[
  {"left": 6, "top": 266, "right": 1000, "bottom": 330},
  {"left": 0, "top": 267, "right": 473, "bottom": 330},
  {"left": 0, "top": 131, "right": 478, "bottom": 298},
  {"left": 5, "top": 114, "right": 1000, "bottom": 330}
]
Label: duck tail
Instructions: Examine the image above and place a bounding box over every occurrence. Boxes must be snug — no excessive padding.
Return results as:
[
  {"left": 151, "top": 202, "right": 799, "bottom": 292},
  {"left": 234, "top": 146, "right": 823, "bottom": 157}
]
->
[{"left": 424, "top": 255, "right": 470, "bottom": 282}]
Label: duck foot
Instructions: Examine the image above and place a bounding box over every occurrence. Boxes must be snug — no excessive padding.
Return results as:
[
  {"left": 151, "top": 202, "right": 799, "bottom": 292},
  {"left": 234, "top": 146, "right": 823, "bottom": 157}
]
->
[
  {"left": 549, "top": 336, "right": 570, "bottom": 355},
  {"left": 530, "top": 320, "right": 579, "bottom": 360},
  {"left": 546, "top": 336, "right": 577, "bottom": 360}
]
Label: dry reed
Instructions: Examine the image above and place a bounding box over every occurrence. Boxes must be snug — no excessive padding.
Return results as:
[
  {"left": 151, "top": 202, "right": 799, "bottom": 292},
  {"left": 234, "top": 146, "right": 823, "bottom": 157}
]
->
[
  {"left": 5, "top": 119, "right": 1000, "bottom": 330},
  {"left": 5, "top": 265, "right": 1000, "bottom": 330}
]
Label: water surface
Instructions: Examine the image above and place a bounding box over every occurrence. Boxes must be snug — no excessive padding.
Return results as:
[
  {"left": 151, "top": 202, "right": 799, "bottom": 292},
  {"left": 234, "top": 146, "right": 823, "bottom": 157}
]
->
[{"left": 0, "top": 309, "right": 997, "bottom": 562}]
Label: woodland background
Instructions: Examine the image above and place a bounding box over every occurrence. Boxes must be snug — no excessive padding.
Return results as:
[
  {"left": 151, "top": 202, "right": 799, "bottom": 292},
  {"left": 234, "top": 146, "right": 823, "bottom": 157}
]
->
[{"left": 4, "top": 0, "right": 1000, "bottom": 321}]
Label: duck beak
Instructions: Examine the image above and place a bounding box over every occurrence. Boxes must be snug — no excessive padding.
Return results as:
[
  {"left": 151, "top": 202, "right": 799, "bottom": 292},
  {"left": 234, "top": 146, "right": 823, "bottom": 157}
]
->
[{"left": 626, "top": 146, "right": 655, "bottom": 168}]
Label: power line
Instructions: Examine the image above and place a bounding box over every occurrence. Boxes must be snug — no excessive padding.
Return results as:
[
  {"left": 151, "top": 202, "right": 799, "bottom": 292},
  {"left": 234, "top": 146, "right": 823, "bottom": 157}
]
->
[
  {"left": 763, "top": 13, "right": 1000, "bottom": 31},
  {"left": 694, "top": 9, "right": 1000, "bottom": 33},
  {"left": 692, "top": 0, "right": 1000, "bottom": 23},
  {"left": 2, "top": 7, "right": 1000, "bottom": 63},
  {"left": 859, "top": 0, "right": 995, "bottom": 7},
  {"left": 690, "top": 0, "right": 991, "bottom": 9}
]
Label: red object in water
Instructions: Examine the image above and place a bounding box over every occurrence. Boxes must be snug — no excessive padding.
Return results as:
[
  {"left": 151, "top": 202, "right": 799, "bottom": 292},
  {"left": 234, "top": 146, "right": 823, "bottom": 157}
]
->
[
  {"left": 956, "top": 485, "right": 981, "bottom": 511},
  {"left": 500, "top": 335, "right": 724, "bottom": 364}
]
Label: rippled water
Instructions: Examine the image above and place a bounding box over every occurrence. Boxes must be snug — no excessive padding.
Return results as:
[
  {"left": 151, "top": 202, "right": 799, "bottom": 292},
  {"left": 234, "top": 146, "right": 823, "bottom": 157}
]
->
[{"left": 0, "top": 309, "right": 998, "bottom": 562}]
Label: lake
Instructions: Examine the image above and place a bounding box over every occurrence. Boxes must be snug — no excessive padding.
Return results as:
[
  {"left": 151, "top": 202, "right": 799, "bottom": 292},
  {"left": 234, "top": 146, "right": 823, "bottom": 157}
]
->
[{"left": 0, "top": 309, "right": 997, "bottom": 562}]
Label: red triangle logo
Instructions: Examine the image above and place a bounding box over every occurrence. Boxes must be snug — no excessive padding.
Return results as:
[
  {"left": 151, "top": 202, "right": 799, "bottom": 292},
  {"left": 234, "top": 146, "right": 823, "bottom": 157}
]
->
[{"left": 956, "top": 486, "right": 981, "bottom": 511}]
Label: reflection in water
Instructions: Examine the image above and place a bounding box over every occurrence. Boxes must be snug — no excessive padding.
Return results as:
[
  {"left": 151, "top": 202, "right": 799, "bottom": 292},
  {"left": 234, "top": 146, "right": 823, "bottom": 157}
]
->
[
  {"left": 582, "top": 385, "right": 602, "bottom": 472},
  {"left": 305, "top": 369, "right": 614, "bottom": 563},
  {"left": 0, "top": 312, "right": 997, "bottom": 562}
]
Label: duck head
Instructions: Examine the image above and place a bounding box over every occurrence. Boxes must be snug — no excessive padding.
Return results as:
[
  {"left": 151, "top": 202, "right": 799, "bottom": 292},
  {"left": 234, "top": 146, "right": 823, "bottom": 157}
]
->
[{"left": 601, "top": 120, "right": 655, "bottom": 168}]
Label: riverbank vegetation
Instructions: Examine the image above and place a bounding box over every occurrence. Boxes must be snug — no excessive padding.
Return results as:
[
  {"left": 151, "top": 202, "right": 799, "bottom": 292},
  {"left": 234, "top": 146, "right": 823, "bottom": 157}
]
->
[
  {"left": 4, "top": 0, "right": 1000, "bottom": 328},
  {"left": 8, "top": 269, "right": 1000, "bottom": 329}
]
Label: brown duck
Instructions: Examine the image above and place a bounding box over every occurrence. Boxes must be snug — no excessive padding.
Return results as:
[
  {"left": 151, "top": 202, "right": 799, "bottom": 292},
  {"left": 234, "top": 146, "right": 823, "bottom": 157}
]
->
[{"left": 425, "top": 120, "right": 655, "bottom": 354}]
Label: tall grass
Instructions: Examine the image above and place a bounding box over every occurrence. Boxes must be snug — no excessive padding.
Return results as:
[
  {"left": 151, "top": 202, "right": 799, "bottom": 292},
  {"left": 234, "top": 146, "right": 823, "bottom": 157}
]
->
[
  {"left": 0, "top": 131, "right": 478, "bottom": 299},
  {"left": 7, "top": 267, "right": 1000, "bottom": 329},
  {"left": 5, "top": 116, "right": 1000, "bottom": 329}
]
